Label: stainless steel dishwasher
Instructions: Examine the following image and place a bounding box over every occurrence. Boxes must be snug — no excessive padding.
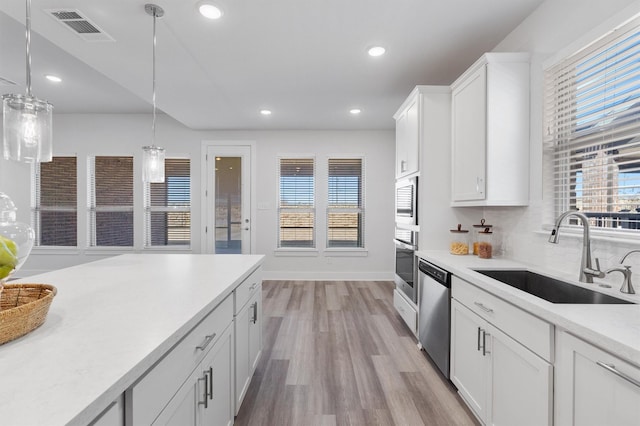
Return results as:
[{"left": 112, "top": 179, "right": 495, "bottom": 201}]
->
[{"left": 418, "top": 259, "right": 451, "bottom": 379}]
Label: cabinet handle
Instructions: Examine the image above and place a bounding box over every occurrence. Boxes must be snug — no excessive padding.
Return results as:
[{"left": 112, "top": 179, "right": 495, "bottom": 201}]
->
[
  {"left": 482, "top": 331, "right": 490, "bottom": 356},
  {"left": 596, "top": 362, "right": 640, "bottom": 388},
  {"left": 208, "top": 367, "right": 214, "bottom": 400},
  {"left": 249, "top": 282, "right": 258, "bottom": 291},
  {"left": 196, "top": 333, "right": 217, "bottom": 351},
  {"left": 474, "top": 302, "right": 494, "bottom": 314},
  {"left": 477, "top": 327, "right": 482, "bottom": 351},
  {"left": 401, "top": 160, "right": 407, "bottom": 172},
  {"left": 198, "top": 373, "right": 209, "bottom": 408},
  {"left": 252, "top": 301, "right": 258, "bottom": 324}
]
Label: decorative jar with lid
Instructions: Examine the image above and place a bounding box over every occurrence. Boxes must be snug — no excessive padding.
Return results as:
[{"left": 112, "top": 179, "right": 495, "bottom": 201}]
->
[{"left": 449, "top": 224, "right": 470, "bottom": 255}]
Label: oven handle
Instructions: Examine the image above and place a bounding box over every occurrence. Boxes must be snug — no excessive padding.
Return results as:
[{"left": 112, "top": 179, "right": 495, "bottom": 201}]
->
[{"left": 394, "top": 239, "right": 417, "bottom": 251}]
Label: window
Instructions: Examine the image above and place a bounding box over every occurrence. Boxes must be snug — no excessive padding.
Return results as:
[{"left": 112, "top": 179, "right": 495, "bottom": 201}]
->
[
  {"left": 327, "top": 158, "right": 364, "bottom": 248},
  {"left": 278, "top": 158, "right": 315, "bottom": 248},
  {"left": 32, "top": 156, "right": 77, "bottom": 246},
  {"left": 144, "top": 158, "right": 191, "bottom": 247},
  {"left": 545, "top": 18, "right": 640, "bottom": 232},
  {"left": 88, "top": 156, "right": 134, "bottom": 247}
]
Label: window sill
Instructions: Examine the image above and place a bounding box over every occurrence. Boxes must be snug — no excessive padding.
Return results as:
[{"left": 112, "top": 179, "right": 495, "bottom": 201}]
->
[
  {"left": 323, "top": 248, "right": 368, "bottom": 257},
  {"left": 537, "top": 225, "right": 640, "bottom": 245},
  {"left": 85, "top": 247, "right": 136, "bottom": 256},
  {"left": 143, "top": 246, "right": 192, "bottom": 252},
  {"left": 273, "top": 249, "right": 319, "bottom": 257},
  {"left": 31, "top": 247, "right": 81, "bottom": 256}
]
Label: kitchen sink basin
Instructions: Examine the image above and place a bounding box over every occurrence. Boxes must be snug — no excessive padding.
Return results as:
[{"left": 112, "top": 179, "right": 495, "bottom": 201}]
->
[{"left": 474, "top": 269, "right": 633, "bottom": 304}]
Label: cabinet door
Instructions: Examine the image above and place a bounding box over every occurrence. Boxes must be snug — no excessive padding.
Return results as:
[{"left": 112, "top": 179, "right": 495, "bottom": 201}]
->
[
  {"left": 395, "top": 97, "right": 419, "bottom": 177},
  {"left": 489, "top": 325, "right": 552, "bottom": 426},
  {"left": 556, "top": 331, "right": 640, "bottom": 426},
  {"left": 450, "top": 300, "right": 489, "bottom": 423},
  {"left": 451, "top": 65, "right": 486, "bottom": 201},
  {"left": 201, "top": 325, "right": 234, "bottom": 426},
  {"left": 152, "top": 367, "right": 200, "bottom": 426},
  {"left": 234, "top": 298, "right": 251, "bottom": 413},
  {"left": 248, "top": 287, "right": 263, "bottom": 374}
]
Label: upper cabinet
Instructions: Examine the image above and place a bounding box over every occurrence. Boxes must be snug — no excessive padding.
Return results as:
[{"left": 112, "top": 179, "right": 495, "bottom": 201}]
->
[
  {"left": 394, "top": 92, "right": 420, "bottom": 178},
  {"left": 451, "top": 53, "right": 530, "bottom": 206}
]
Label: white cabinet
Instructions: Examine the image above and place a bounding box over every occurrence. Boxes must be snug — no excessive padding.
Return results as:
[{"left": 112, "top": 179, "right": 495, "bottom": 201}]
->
[
  {"left": 89, "top": 395, "right": 124, "bottom": 426},
  {"left": 394, "top": 94, "right": 420, "bottom": 177},
  {"left": 555, "top": 330, "right": 640, "bottom": 426},
  {"left": 451, "top": 52, "right": 530, "bottom": 206},
  {"left": 153, "top": 325, "right": 234, "bottom": 426},
  {"left": 451, "top": 277, "right": 553, "bottom": 425},
  {"left": 234, "top": 279, "right": 263, "bottom": 414}
]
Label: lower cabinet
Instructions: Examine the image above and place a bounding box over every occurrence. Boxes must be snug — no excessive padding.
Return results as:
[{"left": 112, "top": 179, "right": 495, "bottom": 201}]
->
[
  {"left": 153, "top": 324, "right": 234, "bottom": 426},
  {"left": 234, "top": 283, "right": 263, "bottom": 413},
  {"left": 451, "top": 299, "right": 552, "bottom": 425},
  {"left": 555, "top": 330, "right": 640, "bottom": 426},
  {"left": 393, "top": 289, "right": 417, "bottom": 336}
]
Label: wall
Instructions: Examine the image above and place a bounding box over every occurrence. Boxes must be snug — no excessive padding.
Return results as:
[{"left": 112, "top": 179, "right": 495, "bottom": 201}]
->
[
  {"left": 0, "top": 114, "right": 395, "bottom": 280},
  {"left": 481, "top": 0, "right": 640, "bottom": 282}
]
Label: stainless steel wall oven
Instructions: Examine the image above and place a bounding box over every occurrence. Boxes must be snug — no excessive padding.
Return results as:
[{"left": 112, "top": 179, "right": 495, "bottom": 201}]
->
[{"left": 394, "top": 227, "right": 418, "bottom": 304}]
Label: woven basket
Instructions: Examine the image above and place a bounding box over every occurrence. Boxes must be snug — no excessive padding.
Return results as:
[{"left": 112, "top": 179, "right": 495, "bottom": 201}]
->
[{"left": 0, "top": 283, "right": 57, "bottom": 345}]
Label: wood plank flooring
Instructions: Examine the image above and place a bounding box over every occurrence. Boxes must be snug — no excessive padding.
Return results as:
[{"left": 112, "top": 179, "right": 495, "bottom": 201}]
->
[{"left": 235, "top": 280, "right": 478, "bottom": 426}]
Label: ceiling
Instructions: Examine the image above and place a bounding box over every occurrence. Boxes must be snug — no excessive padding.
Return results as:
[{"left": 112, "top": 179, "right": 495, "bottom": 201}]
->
[{"left": 0, "top": 0, "right": 545, "bottom": 131}]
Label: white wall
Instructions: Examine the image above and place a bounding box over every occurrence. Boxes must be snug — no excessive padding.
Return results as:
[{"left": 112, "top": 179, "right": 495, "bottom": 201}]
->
[
  {"left": 480, "top": 0, "right": 640, "bottom": 282},
  {"left": 0, "top": 114, "right": 395, "bottom": 279}
]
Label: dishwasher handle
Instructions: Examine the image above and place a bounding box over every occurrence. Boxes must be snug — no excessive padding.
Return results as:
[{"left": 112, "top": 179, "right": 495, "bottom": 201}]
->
[{"left": 419, "top": 260, "right": 450, "bottom": 286}]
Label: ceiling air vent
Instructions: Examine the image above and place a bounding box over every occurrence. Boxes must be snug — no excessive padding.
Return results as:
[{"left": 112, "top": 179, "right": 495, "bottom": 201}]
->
[{"left": 45, "top": 9, "right": 114, "bottom": 42}]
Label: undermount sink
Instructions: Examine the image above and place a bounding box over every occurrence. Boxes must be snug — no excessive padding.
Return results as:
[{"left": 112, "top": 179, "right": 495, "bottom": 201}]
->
[{"left": 474, "top": 269, "right": 633, "bottom": 304}]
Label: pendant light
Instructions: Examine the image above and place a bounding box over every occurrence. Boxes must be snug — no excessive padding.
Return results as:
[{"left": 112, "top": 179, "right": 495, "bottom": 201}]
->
[
  {"left": 142, "top": 4, "right": 165, "bottom": 183},
  {"left": 2, "top": 0, "right": 53, "bottom": 163}
]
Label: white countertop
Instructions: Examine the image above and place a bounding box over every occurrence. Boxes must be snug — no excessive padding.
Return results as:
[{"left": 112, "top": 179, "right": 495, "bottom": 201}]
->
[
  {"left": 0, "top": 253, "right": 264, "bottom": 426},
  {"left": 416, "top": 250, "right": 640, "bottom": 367}
]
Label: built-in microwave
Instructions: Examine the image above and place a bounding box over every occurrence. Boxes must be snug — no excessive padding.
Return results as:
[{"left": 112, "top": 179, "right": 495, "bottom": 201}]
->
[{"left": 396, "top": 176, "right": 418, "bottom": 227}]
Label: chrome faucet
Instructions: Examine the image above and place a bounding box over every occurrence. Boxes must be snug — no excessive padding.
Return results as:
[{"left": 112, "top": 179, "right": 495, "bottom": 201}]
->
[
  {"left": 605, "top": 265, "right": 635, "bottom": 294},
  {"left": 549, "top": 211, "right": 604, "bottom": 283}
]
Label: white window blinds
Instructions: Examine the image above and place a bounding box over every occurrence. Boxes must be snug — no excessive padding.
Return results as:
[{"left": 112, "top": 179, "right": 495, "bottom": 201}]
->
[
  {"left": 327, "top": 158, "right": 364, "bottom": 248},
  {"left": 545, "top": 17, "right": 640, "bottom": 231},
  {"left": 144, "top": 158, "right": 191, "bottom": 247},
  {"left": 88, "top": 156, "right": 134, "bottom": 246},
  {"left": 32, "top": 156, "right": 77, "bottom": 246},
  {"left": 278, "top": 158, "right": 315, "bottom": 248}
]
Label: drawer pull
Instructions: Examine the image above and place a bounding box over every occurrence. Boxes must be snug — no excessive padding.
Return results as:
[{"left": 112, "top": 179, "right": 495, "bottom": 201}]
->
[
  {"left": 474, "top": 302, "right": 494, "bottom": 313},
  {"left": 252, "top": 301, "right": 258, "bottom": 324},
  {"left": 596, "top": 362, "right": 640, "bottom": 388},
  {"left": 196, "top": 333, "right": 217, "bottom": 351},
  {"left": 198, "top": 373, "right": 209, "bottom": 408},
  {"left": 249, "top": 282, "right": 258, "bottom": 291},
  {"left": 208, "top": 367, "right": 213, "bottom": 400}
]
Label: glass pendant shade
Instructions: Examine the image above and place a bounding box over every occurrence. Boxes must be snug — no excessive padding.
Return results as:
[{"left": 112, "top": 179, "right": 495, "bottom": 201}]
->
[
  {"left": 142, "top": 145, "right": 165, "bottom": 183},
  {"left": 2, "top": 94, "right": 53, "bottom": 163}
]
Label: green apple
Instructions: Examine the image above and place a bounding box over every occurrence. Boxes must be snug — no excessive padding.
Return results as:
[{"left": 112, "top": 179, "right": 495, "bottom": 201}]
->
[
  {"left": 0, "top": 264, "right": 13, "bottom": 280},
  {"left": 0, "top": 236, "right": 18, "bottom": 268}
]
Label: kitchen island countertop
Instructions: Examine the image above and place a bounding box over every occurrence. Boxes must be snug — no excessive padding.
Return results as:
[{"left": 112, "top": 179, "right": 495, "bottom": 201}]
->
[
  {"left": 416, "top": 250, "right": 640, "bottom": 367},
  {"left": 0, "top": 253, "right": 264, "bottom": 426}
]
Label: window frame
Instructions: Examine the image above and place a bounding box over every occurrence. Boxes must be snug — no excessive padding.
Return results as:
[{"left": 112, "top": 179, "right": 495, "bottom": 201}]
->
[
  {"left": 276, "top": 155, "right": 317, "bottom": 252},
  {"left": 143, "top": 156, "right": 192, "bottom": 250},
  {"left": 544, "top": 14, "right": 640, "bottom": 240},
  {"left": 87, "top": 155, "right": 135, "bottom": 248},
  {"left": 325, "top": 155, "right": 365, "bottom": 250},
  {"left": 31, "top": 155, "right": 79, "bottom": 248}
]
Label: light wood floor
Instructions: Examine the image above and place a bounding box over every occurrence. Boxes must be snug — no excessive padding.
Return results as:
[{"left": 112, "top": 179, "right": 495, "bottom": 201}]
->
[{"left": 235, "top": 280, "right": 478, "bottom": 426}]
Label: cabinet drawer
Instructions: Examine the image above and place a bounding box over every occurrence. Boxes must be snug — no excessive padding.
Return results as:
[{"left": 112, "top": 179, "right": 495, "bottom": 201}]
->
[
  {"left": 393, "top": 289, "right": 417, "bottom": 335},
  {"left": 235, "top": 267, "right": 262, "bottom": 314},
  {"left": 127, "top": 295, "right": 233, "bottom": 425},
  {"left": 452, "top": 276, "right": 553, "bottom": 361}
]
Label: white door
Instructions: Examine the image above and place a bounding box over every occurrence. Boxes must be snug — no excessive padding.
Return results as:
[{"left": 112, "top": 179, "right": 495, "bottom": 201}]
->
[{"left": 205, "top": 145, "right": 252, "bottom": 254}]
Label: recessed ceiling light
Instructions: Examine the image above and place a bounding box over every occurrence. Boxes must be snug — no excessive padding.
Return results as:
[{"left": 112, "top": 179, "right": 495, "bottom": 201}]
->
[
  {"left": 198, "top": 2, "right": 223, "bottom": 19},
  {"left": 45, "top": 74, "right": 62, "bottom": 83},
  {"left": 367, "top": 46, "right": 386, "bottom": 57},
  {"left": 350, "top": 108, "right": 361, "bottom": 115},
  {"left": 260, "top": 109, "right": 272, "bottom": 116}
]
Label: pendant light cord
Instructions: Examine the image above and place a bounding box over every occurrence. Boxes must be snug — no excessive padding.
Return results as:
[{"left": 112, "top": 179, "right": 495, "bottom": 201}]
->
[
  {"left": 151, "top": 9, "right": 158, "bottom": 146},
  {"left": 25, "top": 0, "right": 32, "bottom": 98}
]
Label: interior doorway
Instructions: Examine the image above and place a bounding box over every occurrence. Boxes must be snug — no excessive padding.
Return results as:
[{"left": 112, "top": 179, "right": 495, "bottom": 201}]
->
[{"left": 203, "top": 144, "right": 254, "bottom": 254}]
